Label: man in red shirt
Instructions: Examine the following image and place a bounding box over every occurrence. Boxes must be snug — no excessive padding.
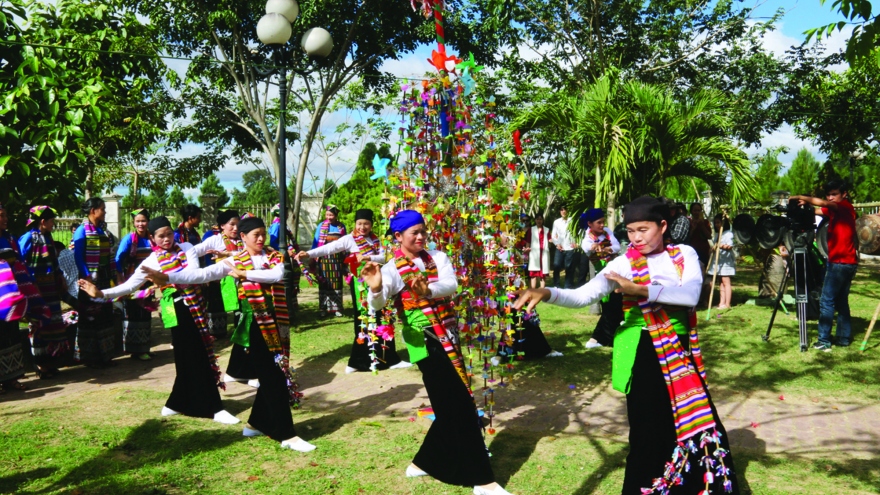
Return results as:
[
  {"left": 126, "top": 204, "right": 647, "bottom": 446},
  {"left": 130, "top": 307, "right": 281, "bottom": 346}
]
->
[{"left": 792, "top": 180, "right": 858, "bottom": 351}]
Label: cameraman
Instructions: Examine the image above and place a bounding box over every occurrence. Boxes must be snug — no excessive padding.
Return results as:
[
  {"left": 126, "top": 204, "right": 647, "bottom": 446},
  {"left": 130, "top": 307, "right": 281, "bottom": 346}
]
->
[{"left": 792, "top": 179, "right": 858, "bottom": 351}]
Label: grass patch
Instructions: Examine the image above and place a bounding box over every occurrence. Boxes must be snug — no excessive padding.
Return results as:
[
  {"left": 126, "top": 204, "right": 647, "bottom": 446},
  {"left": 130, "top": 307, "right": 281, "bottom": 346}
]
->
[{"left": 1, "top": 265, "right": 879, "bottom": 494}]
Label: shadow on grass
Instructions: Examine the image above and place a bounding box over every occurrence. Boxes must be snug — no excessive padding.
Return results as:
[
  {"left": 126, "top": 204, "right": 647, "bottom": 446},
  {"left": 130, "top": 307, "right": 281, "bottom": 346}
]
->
[
  {"left": 0, "top": 468, "right": 58, "bottom": 495},
  {"left": 297, "top": 383, "right": 423, "bottom": 439},
  {"left": 19, "top": 418, "right": 240, "bottom": 495}
]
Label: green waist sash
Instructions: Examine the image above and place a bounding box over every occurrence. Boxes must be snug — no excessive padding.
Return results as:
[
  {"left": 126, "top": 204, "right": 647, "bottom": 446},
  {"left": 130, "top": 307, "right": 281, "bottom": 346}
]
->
[
  {"left": 400, "top": 309, "right": 431, "bottom": 363},
  {"left": 612, "top": 308, "right": 689, "bottom": 394},
  {"left": 230, "top": 297, "right": 256, "bottom": 347}
]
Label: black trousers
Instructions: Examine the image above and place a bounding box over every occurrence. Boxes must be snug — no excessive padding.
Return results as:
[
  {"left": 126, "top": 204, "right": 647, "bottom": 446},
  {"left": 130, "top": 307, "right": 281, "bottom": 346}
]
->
[
  {"left": 591, "top": 292, "right": 623, "bottom": 347},
  {"left": 347, "top": 280, "right": 401, "bottom": 371},
  {"left": 414, "top": 336, "right": 494, "bottom": 487},
  {"left": 165, "top": 301, "right": 223, "bottom": 418},
  {"left": 246, "top": 320, "right": 296, "bottom": 441},
  {"left": 622, "top": 331, "right": 740, "bottom": 495}
]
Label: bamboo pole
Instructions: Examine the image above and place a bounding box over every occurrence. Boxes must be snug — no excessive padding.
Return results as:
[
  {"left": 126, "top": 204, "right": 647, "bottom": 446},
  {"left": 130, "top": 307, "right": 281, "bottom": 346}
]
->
[
  {"left": 705, "top": 211, "right": 728, "bottom": 321},
  {"left": 859, "top": 300, "right": 880, "bottom": 352}
]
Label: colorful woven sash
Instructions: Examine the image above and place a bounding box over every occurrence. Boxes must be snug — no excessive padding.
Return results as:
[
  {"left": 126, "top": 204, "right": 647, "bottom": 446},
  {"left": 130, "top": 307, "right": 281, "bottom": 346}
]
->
[
  {"left": 0, "top": 259, "right": 26, "bottom": 322},
  {"left": 221, "top": 234, "right": 243, "bottom": 254},
  {"left": 393, "top": 249, "right": 472, "bottom": 398},
  {"left": 587, "top": 229, "right": 614, "bottom": 263},
  {"left": 232, "top": 249, "right": 301, "bottom": 405},
  {"left": 155, "top": 245, "right": 223, "bottom": 389},
  {"left": 623, "top": 245, "right": 732, "bottom": 494},
  {"left": 317, "top": 220, "right": 346, "bottom": 247},
  {"left": 176, "top": 224, "right": 200, "bottom": 245},
  {"left": 0, "top": 249, "right": 51, "bottom": 325},
  {"left": 354, "top": 234, "right": 380, "bottom": 256},
  {"left": 125, "top": 233, "right": 153, "bottom": 277},
  {"left": 2, "top": 230, "right": 21, "bottom": 257},
  {"left": 83, "top": 221, "right": 112, "bottom": 277},
  {"left": 23, "top": 230, "right": 56, "bottom": 273}
]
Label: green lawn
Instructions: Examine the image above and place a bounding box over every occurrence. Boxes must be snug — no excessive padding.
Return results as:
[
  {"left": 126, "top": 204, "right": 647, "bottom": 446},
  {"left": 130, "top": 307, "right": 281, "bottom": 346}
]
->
[{"left": 1, "top": 264, "right": 879, "bottom": 494}]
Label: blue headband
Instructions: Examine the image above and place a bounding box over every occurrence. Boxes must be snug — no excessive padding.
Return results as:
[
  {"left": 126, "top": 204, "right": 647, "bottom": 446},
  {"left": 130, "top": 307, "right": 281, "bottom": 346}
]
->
[
  {"left": 390, "top": 210, "right": 425, "bottom": 233},
  {"left": 584, "top": 208, "right": 604, "bottom": 223}
]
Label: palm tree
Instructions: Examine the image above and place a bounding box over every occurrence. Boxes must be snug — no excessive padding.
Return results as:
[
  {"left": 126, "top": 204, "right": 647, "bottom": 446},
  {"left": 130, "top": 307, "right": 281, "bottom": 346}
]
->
[
  {"left": 615, "top": 82, "right": 755, "bottom": 206},
  {"left": 511, "top": 72, "right": 755, "bottom": 219},
  {"left": 512, "top": 72, "right": 633, "bottom": 213}
]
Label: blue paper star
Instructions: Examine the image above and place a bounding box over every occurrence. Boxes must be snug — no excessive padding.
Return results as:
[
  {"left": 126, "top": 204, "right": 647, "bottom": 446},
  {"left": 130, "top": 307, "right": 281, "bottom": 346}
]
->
[
  {"left": 460, "top": 70, "right": 476, "bottom": 96},
  {"left": 370, "top": 154, "right": 391, "bottom": 182}
]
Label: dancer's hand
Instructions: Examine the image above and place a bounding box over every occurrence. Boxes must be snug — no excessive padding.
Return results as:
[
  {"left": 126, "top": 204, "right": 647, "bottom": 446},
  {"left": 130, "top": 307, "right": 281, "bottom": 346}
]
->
[
  {"left": 77, "top": 278, "right": 104, "bottom": 299},
  {"left": 295, "top": 251, "right": 310, "bottom": 261},
  {"left": 512, "top": 288, "right": 550, "bottom": 312},
  {"left": 140, "top": 266, "right": 170, "bottom": 286},
  {"left": 223, "top": 260, "right": 248, "bottom": 280},
  {"left": 410, "top": 274, "right": 430, "bottom": 297},
  {"left": 360, "top": 261, "right": 382, "bottom": 292},
  {"left": 604, "top": 271, "right": 648, "bottom": 297}
]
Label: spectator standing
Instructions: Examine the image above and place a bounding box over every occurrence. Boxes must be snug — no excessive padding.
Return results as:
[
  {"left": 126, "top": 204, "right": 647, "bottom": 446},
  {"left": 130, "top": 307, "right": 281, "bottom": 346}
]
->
[
  {"left": 550, "top": 206, "right": 578, "bottom": 289},
  {"left": 792, "top": 180, "right": 858, "bottom": 351},
  {"left": 707, "top": 214, "right": 736, "bottom": 309},
  {"left": 688, "top": 203, "right": 712, "bottom": 265},
  {"left": 668, "top": 202, "right": 691, "bottom": 245},
  {"left": 525, "top": 213, "right": 551, "bottom": 288}
]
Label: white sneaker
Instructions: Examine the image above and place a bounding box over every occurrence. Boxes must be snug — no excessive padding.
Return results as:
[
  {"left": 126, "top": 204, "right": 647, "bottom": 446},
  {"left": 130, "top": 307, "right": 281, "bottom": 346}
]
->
[
  {"left": 406, "top": 465, "right": 428, "bottom": 477},
  {"left": 584, "top": 340, "right": 603, "bottom": 349},
  {"left": 389, "top": 361, "right": 413, "bottom": 370},
  {"left": 223, "top": 374, "right": 244, "bottom": 383},
  {"left": 545, "top": 350, "right": 563, "bottom": 357},
  {"left": 281, "top": 437, "right": 316, "bottom": 452},
  {"left": 473, "top": 486, "right": 514, "bottom": 495},
  {"left": 213, "top": 410, "right": 240, "bottom": 425},
  {"left": 161, "top": 406, "right": 179, "bottom": 417},
  {"left": 243, "top": 427, "right": 264, "bottom": 437},
  {"left": 345, "top": 366, "right": 359, "bottom": 374},
  {"left": 247, "top": 379, "right": 260, "bottom": 388},
  {"left": 334, "top": 311, "right": 343, "bottom": 317}
]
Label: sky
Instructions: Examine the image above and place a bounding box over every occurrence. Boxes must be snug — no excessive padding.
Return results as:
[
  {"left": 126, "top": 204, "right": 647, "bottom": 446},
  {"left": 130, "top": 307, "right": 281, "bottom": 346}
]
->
[{"left": 137, "top": 0, "right": 856, "bottom": 201}]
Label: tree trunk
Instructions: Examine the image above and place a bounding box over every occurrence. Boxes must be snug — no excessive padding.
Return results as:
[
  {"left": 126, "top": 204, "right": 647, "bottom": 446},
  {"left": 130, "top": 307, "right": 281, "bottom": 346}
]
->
[
  {"left": 131, "top": 172, "right": 139, "bottom": 209},
  {"left": 606, "top": 191, "right": 617, "bottom": 230},
  {"left": 292, "top": 104, "right": 325, "bottom": 239},
  {"left": 85, "top": 165, "right": 95, "bottom": 199}
]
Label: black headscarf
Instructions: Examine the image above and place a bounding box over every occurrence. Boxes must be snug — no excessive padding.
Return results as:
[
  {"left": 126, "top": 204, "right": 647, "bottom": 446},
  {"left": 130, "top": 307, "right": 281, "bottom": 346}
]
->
[
  {"left": 147, "top": 216, "right": 173, "bottom": 235},
  {"left": 217, "top": 209, "right": 240, "bottom": 226},
  {"left": 623, "top": 196, "right": 670, "bottom": 226},
  {"left": 354, "top": 209, "right": 374, "bottom": 223},
  {"left": 238, "top": 216, "right": 266, "bottom": 234}
]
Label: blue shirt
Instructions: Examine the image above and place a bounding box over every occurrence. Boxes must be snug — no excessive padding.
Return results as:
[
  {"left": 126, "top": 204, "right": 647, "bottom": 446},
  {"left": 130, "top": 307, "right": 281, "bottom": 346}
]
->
[
  {"left": 0, "top": 230, "right": 23, "bottom": 262},
  {"left": 174, "top": 227, "right": 202, "bottom": 246},
  {"left": 18, "top": 229, "right": 57, "bottom": 276},
  {"left": 312, "top": 222, "right": 346, "bottom": 249},
  {"left": 269, "top": 221, "right": 281, "bottom": 250},
  {"left": 115, "top": 232, "right": 152, "bottom": 274},
  {"left": 72, "top": 223, "right": 110, "bottom": 278}
]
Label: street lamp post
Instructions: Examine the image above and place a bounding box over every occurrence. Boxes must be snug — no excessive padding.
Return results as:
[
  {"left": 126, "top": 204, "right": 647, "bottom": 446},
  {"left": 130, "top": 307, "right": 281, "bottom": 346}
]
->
[
  {"left": 256, "top": 0, "right": 333, "bottom": 312},
  {"left": 850, "top": 148, "right": 866, "bottom": 190}
]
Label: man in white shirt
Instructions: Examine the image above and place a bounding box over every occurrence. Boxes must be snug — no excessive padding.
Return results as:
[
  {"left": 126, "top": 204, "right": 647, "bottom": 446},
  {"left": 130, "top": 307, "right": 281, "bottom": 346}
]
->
[{"left": 551, "top": 206, "right": 578, "bottom": 289}]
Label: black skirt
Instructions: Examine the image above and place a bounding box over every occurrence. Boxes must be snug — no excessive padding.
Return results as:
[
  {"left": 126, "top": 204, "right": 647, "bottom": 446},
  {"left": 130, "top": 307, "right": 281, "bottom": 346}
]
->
[
  {"left": 165, "top": 300, "right": 223, "bottom": 418},
  {"left": 205, "top": 281, "right": 228, "bottom": 339},
  {"left": 622, "top": 331, "right": 740, "bottom": 495},
  {"left": 245, "top": 319, "right": 297, "bottom": 441},
  {"left": 226, "top": 342, "right": 258, "bottom": 380},
  {"left": 414, "top": 335, "right": 494, "bottom": 487},
  {"left": 0, "top": 320, "right": 25, "bottom": 382},
  {"left": 497, "top": 314, "right": 552, "bottom": 360},
  {"left": 591, "top": 291, "right": 623, "bottom": 347},
  {"left": 347, "top": 279, "right": 401, "bottom": 371}
]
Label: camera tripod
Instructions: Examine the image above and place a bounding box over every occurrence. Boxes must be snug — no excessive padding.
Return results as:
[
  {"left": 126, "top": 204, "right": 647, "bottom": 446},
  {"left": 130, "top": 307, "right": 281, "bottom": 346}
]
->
[{"left": 762, "top": 246, "right": 811, "bottom": 351}]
